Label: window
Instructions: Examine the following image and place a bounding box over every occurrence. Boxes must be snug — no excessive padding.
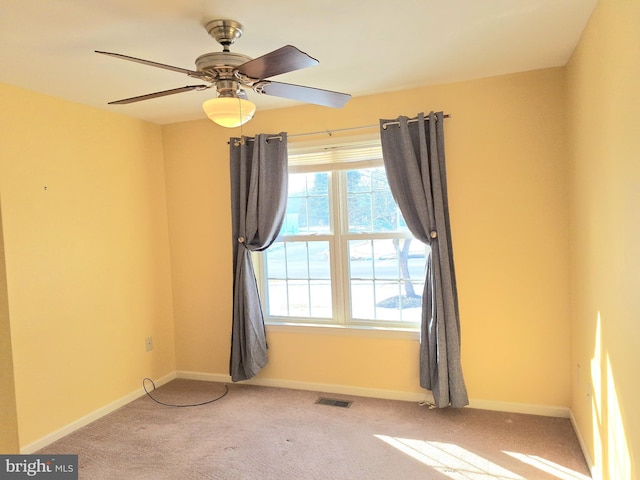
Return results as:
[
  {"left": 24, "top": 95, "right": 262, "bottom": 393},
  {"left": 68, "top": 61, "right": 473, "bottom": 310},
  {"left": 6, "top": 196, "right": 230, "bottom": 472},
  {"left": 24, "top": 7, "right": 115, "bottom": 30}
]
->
[{"left": 255, "top": 136, "right": 428, "bottom": 330}]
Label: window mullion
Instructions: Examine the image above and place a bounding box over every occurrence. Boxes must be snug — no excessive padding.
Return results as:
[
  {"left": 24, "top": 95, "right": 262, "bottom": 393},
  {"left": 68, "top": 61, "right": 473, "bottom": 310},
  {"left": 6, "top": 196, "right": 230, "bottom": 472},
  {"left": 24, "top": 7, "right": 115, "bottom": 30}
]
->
[
  {"left": 330, "top": 170, "right": 346, "bottom": 325},
  {"left": 283, "top": 243, "right": 290, "bottom": 317},
  {"left": 337, "top": 169, "right": 352, "bottom": 326},
  {"left": 304, "top": 242, "right": 312, "bottom": 317}
]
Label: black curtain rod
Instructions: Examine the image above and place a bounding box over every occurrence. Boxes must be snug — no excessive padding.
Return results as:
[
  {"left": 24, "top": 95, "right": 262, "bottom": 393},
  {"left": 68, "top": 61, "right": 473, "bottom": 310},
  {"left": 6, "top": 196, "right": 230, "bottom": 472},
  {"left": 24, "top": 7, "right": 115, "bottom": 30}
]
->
[{"left": 230, "top": 113, "right": 450, "bottom": 145}]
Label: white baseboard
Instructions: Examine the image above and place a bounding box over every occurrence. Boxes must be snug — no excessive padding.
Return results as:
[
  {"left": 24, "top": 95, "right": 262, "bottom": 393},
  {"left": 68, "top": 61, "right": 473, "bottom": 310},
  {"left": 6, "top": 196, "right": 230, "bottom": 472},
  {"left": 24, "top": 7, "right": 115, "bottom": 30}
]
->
[
  {"left": 175, "top": 371, "right": 230, "bottom": 383},
  {"left": 176, "top": 370, "right": 431, "bottom": 403},
  {"left": 468, "top": 398, "right": 570, "bottom": 418},
  {"left": 570, "top": 409, "right": 600, "bottom": 480},
  {"left": 176, "top": 371, "right": 571, "bottom": 418},
  {"left": 20, "top": 372, "right": 176, "bottom": 454}
]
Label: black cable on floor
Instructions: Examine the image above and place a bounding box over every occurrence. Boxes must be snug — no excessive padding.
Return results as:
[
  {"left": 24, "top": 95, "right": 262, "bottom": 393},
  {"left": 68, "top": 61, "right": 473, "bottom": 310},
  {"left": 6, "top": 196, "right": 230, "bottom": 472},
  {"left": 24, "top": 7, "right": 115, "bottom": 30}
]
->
[{"left": 142, "top": 378, "right": 229, "bottom": 408}]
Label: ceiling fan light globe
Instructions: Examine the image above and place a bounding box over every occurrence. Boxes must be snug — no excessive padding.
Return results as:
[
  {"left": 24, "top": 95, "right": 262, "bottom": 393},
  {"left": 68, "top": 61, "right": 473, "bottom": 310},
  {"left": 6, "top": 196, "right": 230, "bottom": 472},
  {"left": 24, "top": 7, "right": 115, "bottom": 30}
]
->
[{"left": 202, "top": 97, "right": 256, "bottom": 128}]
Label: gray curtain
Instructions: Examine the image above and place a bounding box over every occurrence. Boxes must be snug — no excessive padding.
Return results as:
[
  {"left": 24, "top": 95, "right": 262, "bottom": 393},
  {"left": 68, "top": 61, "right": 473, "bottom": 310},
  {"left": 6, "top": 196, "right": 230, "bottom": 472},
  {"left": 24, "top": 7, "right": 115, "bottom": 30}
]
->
[
  {"left": 379, "top": 112, "right": 468, "bottom": 408},
  {"left": 229, "top": 133, "right": 288, "bottom": 382}
]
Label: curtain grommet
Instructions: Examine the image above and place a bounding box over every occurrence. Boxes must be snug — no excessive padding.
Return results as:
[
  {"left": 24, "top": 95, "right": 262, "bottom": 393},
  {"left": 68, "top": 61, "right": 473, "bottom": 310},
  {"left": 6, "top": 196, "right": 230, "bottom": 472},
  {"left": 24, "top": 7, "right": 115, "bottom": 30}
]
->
[
  {"left": 430, "top": 231, "right": 438, "bottom": 239},
  {"left": 238, "top": 236, "right": 245, "bottom": 243}
]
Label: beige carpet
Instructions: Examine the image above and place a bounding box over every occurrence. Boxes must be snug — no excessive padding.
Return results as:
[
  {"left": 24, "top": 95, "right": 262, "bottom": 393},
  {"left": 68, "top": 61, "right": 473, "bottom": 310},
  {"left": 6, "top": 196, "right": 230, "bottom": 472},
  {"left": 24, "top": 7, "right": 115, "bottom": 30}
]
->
[{"left": 38, "top": 379, "right": 591, "bottom": 479}]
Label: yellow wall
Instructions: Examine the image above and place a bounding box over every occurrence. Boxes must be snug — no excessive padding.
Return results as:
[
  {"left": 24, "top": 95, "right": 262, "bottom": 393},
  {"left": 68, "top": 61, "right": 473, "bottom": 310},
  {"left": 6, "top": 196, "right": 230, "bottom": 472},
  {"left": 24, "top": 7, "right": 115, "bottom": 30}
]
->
[
  {"left": 163, "top": 67, "right": 571, "bottom": 406},
  {"left": 0, "top": 204, "right": 20, "bottom": 453},
  {"left": 566, "top": 0, "right": 640, "bottom": 478},
  {"left": 0, "top": 84, "right": 176, "bottom": 448}
]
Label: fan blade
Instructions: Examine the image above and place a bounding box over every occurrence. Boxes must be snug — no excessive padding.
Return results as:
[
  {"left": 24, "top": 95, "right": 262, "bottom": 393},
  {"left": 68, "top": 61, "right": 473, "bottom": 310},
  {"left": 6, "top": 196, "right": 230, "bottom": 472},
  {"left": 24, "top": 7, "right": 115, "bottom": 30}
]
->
[
  {"left": 108, "top": 85, "right": 209, "bottom": 104},
  {"left": 236, "top": 45, "right": 319, "bottom": 80},
  {"left": 95, "top": 50, "right": 203, "bottom": 78},
  {"left": 256, "top": 81, "right": 351, "bottom": 108}
]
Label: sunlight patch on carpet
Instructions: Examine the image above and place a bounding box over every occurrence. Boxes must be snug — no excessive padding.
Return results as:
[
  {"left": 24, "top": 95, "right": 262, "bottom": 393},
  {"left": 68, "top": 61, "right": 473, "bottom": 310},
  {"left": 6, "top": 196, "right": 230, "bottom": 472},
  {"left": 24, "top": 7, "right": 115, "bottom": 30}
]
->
[
  {"left": 503, "top": 452, "right": 591, "bottom": 480},
  {"left": 375, "top": 435, "right": 524, "bottom": 479}
]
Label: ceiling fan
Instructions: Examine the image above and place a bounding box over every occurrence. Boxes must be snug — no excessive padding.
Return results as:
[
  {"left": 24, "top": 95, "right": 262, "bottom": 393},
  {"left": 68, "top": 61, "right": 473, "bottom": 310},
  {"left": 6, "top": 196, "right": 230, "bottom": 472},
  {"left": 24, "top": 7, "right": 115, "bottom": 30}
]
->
[{"left": 96, "top": 19, "right": 351, "bottom": 127}]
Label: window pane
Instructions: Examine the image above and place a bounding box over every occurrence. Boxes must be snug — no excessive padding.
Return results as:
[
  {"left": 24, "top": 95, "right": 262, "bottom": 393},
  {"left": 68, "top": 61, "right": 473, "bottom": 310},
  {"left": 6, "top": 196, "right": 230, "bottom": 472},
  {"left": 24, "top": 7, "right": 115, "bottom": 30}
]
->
[
  {"left": 348, "top": 240, "right": 373, "bottom": 278},
  {"left": 346, "top": 169, "right": 371, "bottom": 193},
  {"left": 283, "top": 198, "right": 305, "bottom": 235},
  {"left": 347, "top": 193, "right": 371, "bottom": 232},
  {"left": 288, "top": 280, "right": 310, "bottom": 317},
  {"left": 372, "top": 191, "right": 398, "bottom": 232},
  {"left": 370, "top": 168, "right": 390, "bottom": 192},
  {"left": 308, "top": 242, "right": 331, "bottom": 279},
  {"left": 265, "top": 240, "right": 332, "bottom": 319},
  {"left": 309, "top": 280, "right": 332, "bottom": 317},
  {"left": 267, "top": 280, "right": 288, "bottom": 316},
  {"left": 350, "top": 280, "right": 374, "bottom": 319},
  {"left": 285, "top": 242, "right": 309, "bottom": 279},
  {"left": 374, "top": 281, "right": 403, "bottom": 321},
  {"left": 346, "top": 167, "right": 409, "bottom": 234},
  {"left": 265, "top": 243, "right": 286, "bottom": 278},
  {"left": 285, "top": 172, "right": 329, "bottom": 235},
  {"left": 376, "top": 279, "right": 425, "bottom": 323},
  {"left": 308, "top": 196, "right": 330, "bottom": 234}
]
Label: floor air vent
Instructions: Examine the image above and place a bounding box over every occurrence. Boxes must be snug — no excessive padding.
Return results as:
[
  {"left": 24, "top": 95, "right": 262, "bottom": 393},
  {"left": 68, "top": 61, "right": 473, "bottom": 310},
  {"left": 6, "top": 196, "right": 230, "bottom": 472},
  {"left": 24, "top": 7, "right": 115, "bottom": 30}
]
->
[{"left": 315, "top": 397, "right": 352, "bottom": 408}]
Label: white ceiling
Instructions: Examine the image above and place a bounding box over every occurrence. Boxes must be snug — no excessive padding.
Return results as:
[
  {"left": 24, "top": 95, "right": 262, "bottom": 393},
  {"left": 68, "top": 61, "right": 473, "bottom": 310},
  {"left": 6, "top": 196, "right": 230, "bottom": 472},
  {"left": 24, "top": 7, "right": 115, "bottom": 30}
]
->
[{"left": 0, "top": 0, "right": 597, "bottom": 125}]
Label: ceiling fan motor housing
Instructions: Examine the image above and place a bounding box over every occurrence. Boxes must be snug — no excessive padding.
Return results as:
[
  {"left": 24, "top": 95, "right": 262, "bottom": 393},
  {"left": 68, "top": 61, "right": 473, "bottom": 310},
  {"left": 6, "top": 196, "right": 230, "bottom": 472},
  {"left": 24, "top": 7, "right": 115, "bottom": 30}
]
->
[
  {"left": 195, "top": 51, "right": 252, "bottom": 73},
  {"left": 195, "top": 51, "right": 254, "bottom": 97}
]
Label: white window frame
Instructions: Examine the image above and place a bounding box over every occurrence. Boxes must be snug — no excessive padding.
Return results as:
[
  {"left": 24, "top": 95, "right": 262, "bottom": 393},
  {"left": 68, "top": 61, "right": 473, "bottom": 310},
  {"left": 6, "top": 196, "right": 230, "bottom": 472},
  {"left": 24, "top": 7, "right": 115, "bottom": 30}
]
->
[{"left": 254, "top": 134, "right": 424, "bottom": 333}]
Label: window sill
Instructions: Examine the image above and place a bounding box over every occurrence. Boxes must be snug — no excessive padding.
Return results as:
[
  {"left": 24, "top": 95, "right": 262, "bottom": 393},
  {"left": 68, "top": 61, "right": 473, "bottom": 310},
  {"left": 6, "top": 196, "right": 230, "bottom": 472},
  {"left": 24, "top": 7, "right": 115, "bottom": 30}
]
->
[{"left": 265, "top": 322, "right": 420, "bottom": 340}]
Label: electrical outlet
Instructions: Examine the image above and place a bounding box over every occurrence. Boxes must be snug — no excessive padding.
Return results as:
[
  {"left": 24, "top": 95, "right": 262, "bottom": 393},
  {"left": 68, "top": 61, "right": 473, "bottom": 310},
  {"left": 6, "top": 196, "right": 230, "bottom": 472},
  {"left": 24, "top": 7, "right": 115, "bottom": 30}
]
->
[{"left": 145, "top": 336, "right": 153, "bottom": 352}]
